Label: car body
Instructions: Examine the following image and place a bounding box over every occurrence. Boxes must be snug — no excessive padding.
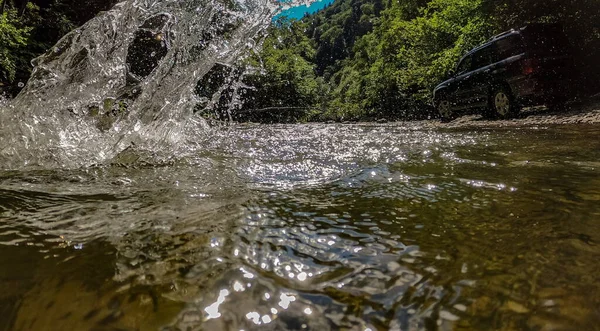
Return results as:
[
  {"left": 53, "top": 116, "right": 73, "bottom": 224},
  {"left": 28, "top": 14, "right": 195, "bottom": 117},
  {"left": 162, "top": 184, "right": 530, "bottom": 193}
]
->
[{"left": 433, "top": 23, "right": 576, "bottom": 120}]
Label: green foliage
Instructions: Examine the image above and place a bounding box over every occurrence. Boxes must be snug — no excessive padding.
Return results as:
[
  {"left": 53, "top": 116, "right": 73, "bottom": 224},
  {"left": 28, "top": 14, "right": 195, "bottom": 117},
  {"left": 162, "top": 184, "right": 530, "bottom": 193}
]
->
[
  {"left": 380, "top": 0, "right": 494, "bottom": 103},
  {"left": 240, "top": 21, "right": 326, "bottom": 122},
  {"left": 249, "top": 0, "right": 599, "bottom": 122},
  {"left": 307, "top": 0, "right": 385, "bottom": 76},
  {"left": 0, "top": 0, "right": 116, "bottom": 96},
  {"left": 0, "top": 8, "right": 32, "bottom": 82},
  {"left": 322, "top": 0, "right": 494, "bottom": 119}
]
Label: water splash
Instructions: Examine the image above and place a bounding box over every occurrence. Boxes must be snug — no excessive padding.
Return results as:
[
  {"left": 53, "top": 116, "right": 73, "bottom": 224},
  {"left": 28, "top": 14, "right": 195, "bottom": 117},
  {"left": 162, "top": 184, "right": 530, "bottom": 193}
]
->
[{"left": 0, "top": 0, "right": 292, "bottom": 169}]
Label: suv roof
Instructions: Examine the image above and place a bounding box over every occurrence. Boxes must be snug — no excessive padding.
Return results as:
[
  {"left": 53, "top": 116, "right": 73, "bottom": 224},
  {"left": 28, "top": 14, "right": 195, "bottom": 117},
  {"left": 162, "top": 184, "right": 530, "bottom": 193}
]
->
[{"left": 463, "top": 23, "right": 565, "bottom": 58}]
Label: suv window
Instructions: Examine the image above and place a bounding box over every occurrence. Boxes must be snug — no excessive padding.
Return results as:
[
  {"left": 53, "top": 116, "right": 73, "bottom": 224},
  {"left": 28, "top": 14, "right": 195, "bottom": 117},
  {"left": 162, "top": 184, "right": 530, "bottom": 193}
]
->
[
  {"left": 495, "top": 34, "right": 525, "bottom": 59},
  {"left": 456, "top": 55, "right": 472, "bottom": 75},
  {"left": 522, "top": 28, "right": 571, "bottom": 55},
  {"left": 471, "top": 46, "right": 496, "bottom": 69}
]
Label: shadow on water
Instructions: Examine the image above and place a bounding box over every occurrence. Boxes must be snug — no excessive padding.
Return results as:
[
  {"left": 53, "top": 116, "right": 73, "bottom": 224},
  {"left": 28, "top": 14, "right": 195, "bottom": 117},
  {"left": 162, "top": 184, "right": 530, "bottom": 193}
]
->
[{"left": 0, "top": 124, "right": 599, "bottom": 330}]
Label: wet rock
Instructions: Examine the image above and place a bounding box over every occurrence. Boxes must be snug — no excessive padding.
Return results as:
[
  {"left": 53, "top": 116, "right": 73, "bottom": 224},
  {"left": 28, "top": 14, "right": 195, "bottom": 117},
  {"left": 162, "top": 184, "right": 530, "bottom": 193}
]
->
[
  {"left": 527, "top": 315, "right": 571, "bottom": 331},
  {"left": 470, "top": 296, "right": 495, "bottom": 318},
  {"left": 567, "top": 238, "right": 600, "bottom": 254},
  {"left": 502, "top": 300, "right": 529, "bottom": 314}
]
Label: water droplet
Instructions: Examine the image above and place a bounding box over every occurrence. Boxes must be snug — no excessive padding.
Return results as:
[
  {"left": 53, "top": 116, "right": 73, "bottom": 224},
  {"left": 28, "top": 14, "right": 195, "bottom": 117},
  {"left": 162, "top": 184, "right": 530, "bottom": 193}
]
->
[
  {"left": 204, "top": 289, "right": 229, "bottom": 319},
  {"left": 278, "top": 293, "right": 296, "bottom": 309},
  {"left": 245, "top": 312, "right": 261, "bottom": 325},
  {"left": 17, "top": 82, "right": 25, "bottom": 88},
  {"left": 233, "top": 281, "right": 244, "bottom": 292},
  {"left": 240, "top": 267, "right": 254, "bottom": 279}
]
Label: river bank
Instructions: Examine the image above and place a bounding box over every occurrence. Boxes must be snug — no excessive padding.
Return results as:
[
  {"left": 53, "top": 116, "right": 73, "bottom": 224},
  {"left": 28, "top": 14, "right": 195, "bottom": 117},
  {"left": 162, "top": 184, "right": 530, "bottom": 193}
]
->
[
  {"left": 432, "top": 98, "right": 600, "bottom": 128},
  {"left": 342, "top": 95, "right": 600, "bottom": 128}
]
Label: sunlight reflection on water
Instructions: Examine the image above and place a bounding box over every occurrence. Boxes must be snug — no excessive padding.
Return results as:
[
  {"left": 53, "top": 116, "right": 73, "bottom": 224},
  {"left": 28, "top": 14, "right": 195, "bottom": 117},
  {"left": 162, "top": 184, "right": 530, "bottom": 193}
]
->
[{"left": 0, "top": 124, "right": 599, "bottom": 330}]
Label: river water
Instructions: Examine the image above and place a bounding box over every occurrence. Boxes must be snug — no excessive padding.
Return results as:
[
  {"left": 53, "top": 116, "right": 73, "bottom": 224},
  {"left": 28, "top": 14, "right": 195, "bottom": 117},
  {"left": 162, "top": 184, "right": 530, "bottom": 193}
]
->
[{"left": 1, "top": 122, "right": 599, "bottom": 330}]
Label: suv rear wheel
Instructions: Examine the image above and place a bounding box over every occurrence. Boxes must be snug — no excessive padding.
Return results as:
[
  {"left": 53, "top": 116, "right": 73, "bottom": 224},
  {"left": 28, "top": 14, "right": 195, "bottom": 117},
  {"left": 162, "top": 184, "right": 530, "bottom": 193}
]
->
[
  {"left": 489, "top": 87, "right": 519, "bottom": 119},
  {"left": 437, "top": 100, "right": 455, "bottom": 122}
]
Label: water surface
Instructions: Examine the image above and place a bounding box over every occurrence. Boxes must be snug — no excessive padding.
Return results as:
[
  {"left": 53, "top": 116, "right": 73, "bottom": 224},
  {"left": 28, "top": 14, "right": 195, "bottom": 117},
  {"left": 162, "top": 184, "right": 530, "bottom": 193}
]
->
[{"left": 1, "top": 123, "right": 599, "bottom": 330}]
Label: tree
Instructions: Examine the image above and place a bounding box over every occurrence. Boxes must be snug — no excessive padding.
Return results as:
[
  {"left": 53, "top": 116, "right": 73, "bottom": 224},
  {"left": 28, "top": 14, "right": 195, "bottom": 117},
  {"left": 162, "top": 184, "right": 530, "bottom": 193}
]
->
[
  {"left": 239, "top": 20, "right": 325, "bottom": 122},
  {"left": 0, "top": 7, "right": 32, "bottom": 82},
  {"left": 0, "top": 0, "right": 117, "bottom": 96}
]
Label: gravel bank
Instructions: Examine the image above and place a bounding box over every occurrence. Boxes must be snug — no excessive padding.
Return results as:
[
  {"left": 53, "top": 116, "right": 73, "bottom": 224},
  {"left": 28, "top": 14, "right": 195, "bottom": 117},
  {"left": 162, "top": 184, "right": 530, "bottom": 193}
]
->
[{"left": 429, "top": 98, "right": 600, "bottom": 128}]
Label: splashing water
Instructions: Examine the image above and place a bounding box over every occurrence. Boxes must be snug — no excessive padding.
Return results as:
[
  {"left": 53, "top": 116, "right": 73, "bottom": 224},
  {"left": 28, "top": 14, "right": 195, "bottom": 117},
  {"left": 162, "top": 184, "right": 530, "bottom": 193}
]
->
[{"left": 0, "top": 0, "right": 306, "bottom": 169}]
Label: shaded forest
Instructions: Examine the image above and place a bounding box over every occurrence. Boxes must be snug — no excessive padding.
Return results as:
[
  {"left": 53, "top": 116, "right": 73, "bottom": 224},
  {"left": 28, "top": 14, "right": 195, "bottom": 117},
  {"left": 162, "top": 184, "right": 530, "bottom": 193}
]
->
[{"left": 0, "top": 0, "right": 117, "bottom": 96}]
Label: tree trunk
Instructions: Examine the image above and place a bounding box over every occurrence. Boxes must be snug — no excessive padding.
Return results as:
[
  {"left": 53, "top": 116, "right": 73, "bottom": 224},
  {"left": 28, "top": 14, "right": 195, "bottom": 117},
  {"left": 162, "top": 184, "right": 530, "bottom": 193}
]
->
[{"left": 18, "top": 0, "right": 28, "bottom": 16}]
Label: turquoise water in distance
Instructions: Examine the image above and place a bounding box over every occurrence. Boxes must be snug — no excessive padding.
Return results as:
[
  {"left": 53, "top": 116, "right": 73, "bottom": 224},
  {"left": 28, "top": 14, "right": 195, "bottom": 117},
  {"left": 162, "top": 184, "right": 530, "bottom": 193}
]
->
[{"left": 274, "top": 0, "right": 335, "bottom": 21}]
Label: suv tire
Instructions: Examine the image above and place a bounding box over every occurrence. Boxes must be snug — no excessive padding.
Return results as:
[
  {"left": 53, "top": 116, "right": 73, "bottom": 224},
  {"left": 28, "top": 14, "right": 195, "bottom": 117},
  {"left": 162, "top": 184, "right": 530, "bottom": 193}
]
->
[
  {"left": 547, "top": 95, "right": 568, "bottom": 112},
  {"left": 489, "top": 86, "right": 519, "bottom": 119},
  {"left": 437, "top": 99, "right": 455, "bottom": 122}
]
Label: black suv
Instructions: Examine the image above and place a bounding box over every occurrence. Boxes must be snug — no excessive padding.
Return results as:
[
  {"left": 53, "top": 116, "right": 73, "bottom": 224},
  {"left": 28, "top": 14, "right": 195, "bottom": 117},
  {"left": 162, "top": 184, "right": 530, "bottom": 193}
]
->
[{"left": 433, "top": 23, "right": 575, "bottom": 121}]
